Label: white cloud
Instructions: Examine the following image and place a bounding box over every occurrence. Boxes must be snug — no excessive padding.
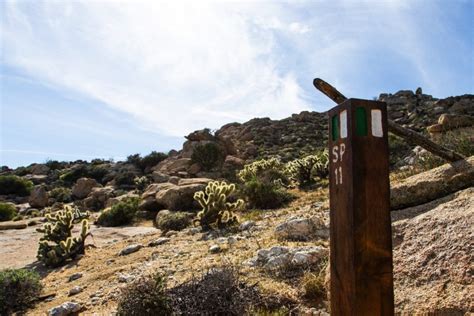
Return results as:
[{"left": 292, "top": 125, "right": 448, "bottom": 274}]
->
[
  {"left": 1, "top": 0, "right": 466, "bottom": 139},
  {"left": 1, "top": 1, "right": 313, "bottom": 136}
]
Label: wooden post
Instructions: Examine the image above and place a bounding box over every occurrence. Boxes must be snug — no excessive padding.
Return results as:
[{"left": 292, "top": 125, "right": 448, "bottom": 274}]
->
[{"left": 328, "top": 98, "right": 394, "bottom": 315}]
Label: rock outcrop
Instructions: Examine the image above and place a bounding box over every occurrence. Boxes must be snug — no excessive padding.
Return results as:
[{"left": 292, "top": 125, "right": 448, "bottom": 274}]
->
[
  {"left": 72, "top": 178, "right": 101, "bottom": 199},
  {"left": 29, "top": 185, "right": 49, "bottom": 208},
  {"left": 390, "top": 156, "right": 474, "bottom": 209}
]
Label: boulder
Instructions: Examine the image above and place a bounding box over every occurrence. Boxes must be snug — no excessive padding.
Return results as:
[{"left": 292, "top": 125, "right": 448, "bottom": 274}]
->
[
  {"left": 29, "top": 186, "right": 49, "bottom": 208},
  {"left": 30, "top": 164, "right": 50, "bottom": 175},
  {"left": 72, "top": 178, "right": 101, "bottom": 199},
  {"left": 155, "top": 182, "right": 207, "bottom": 211},
  {"left": 48, "top": 302, "right": 82, "bottom": 316},
  {"left": 245, "top": 245, "right": 328, "bottom": 270},
  {"left": 151, "top": 171, "right": 170, "bottom": 183},
  {"left": 118, "top": 244, "right": 142, "bottom": 256},
  {"left": 275, "top": 216, "right": 329, "bottom": 241},
  {"left": 391, "top": 156, "right": 474, "bottom": 210},
  {"left": 105, "top": 191, "right": 139, "bottom": 208},
  {"left": 81, "top": 186, "right": 115, "bottom": 211},
  {"left": 185, "top": 129, "right": 215, "bottom": 141},
  {"left": 427, "top": 114, "right": 474, "bottom": 133},
  {"left": 139, "top": 183, "right": 175, "bottom": 211},
  {"left": 155, "top": 158, "right": 192, "bottom": 175}
]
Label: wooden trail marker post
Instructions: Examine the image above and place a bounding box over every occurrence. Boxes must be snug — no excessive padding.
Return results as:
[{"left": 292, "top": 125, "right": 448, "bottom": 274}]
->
[{"left": 321, "top": 82, "right": 394, "bottom": 315}]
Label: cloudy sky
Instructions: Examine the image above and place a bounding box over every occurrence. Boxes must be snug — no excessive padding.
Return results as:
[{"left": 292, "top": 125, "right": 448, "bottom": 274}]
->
[{"left": 1, "top": 0, "right": 473, "bottom": 167}]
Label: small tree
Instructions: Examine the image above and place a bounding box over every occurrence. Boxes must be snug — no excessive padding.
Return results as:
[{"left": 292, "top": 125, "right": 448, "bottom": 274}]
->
[{"left": 191, "top": 143, "right": 223, "bottom": 171}]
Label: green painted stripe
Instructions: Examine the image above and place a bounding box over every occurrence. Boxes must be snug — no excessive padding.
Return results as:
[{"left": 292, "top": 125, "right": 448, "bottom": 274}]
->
[
  {"left": 332, "top": 114, "right": 339, "bottom": 141},
  {"left": 355, "top": 107, "right": 368, "bottom": 136}
]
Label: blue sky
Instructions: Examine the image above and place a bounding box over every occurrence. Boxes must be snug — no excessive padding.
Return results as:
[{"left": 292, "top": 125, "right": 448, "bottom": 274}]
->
[{"left": 1, "top": 0, "right": 473, "bottom": 168}]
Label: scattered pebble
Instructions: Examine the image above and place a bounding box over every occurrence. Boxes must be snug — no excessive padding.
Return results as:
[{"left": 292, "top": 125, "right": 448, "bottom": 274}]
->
[
  {"left": 148, "top": 237, "right": 170, "bottom": 247},
  {"left": 68, "top": 273, "right": 83, "bottom": 282},
  {"left": 68, "top": 286, "right": 82, "bottom": 296},
  {"left": 48, "top": 302, "right": 82, "bottom": 316},
  {"left": 239, "top": 220, "right": 256, "bottom": 231},
  {"left": 209, "top": 244, "right": 221, "bottom": 254},
  {"left": 118, "top": 244, "right": 142, "bottom": 256}
]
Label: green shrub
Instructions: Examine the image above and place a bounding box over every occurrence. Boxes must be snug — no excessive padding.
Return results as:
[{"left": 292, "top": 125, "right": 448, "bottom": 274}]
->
[
  {"left": 37, "top": 206, "right": 90, "bottom": 267},
  {"left": 127, "top": 151, "right": 168, "bottom": 172},
  {"left": 45, "top": 160, "right": 64, "bottom": 170},
  {"left": 12, "top": 215, "right": 24, "bottom": 221},
  {"left": 49, "top": 187, "right": 72, "bottom": 203},
  {"left": 117, "top": 273, "right": 171, "bottom": 316},
  {"left": 155, "top": 211, "right": 193, "bottom": 232},
  {"left": 0, "top": 175, "right": 33, "bottom": 196},
  {"left": 0, "top": 203, "right": 17, "bottom": 222},
  {"left": 191, "top": 143, "right": 223, "bottom": 171},
  {"left": 114, "top": 170, "right": 137, "bottom": 187},
  {"left": 96, "top": 197, "right": 139, "bottom": 227},
  {"left": 194, "top": 181, "right": 244, "bottom": 230},
  {"left": 286, "top": 150, "right": 329, "bottom": 188},
  {"left": 0, "top": 268, "right": 42, "bottom": 315},
  {"left": 241, "top": 178, "right": 293, "bottom": 210},
  {"left": 87, "top": 165, "right": 109, "bottom": 183},
  {"left": 60, "top": 165, "right": 109, "bottom": 185}
]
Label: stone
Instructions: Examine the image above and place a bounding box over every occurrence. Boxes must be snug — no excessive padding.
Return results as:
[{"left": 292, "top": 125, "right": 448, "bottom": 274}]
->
[
  {"left": 29, "top": 186, "right": 49, "bottom": 208},
  {"left": 391, "top": 156, "right": 474, "bottom": 209},
  {"left": 168, "top": 176, "right": 180, "bottom": 185},
  {"left": 155, "top": 182, "right": 208, "bottom": 211},
  {"left": 68, "top": 273, "right": 83, "bottom": 282},
  {"left": 274, "top": 216, "right": 329, "bottom": 241},
  {"left": 118, "top": 244, "right": 142, "bottom": 256},
  {"left": 30, "top": 164, "right": 50, "bottom": 175},
  {"left": 118, "top": 273, "right": 135, "bottom": 283},
  {"left": 209, "top": 244, "right": 221, "bottom": 253},
  {"left": 151, "top": 171, "right": 170, "bottom": 183},
  {"left": 82, "top": 186, "right": 115, "bottom": 211},
  {"left": 188, "top": 163, "right": 201, "bottom": 175},
  {"left": 239, "top": 220, "right": 256, "bottom": 231},
  {"left": 48, "top": 302, "right": 82, "bottom": 316},
  {"left": 68, "top": 286, "right": 82, "bottom": 296},
  {"left": 148, "top": 237, "right": 170, "bottom": 247},
  {"left": 72, "top": 178, "right": 101, "bottom": 199},
  {"left": 246, "top": 245, "right": 328, "bottom": 270}
]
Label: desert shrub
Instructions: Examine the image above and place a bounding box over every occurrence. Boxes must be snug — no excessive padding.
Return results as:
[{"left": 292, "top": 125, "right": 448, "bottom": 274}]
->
[
  {"left": 388, "top": 133, "right": 414, "bottom": 167},
  {"left": 0, "top": 203, "right": 17, "bottom": 222},
  {"left": 301, "top": 271, "right": 326, "bottom": 301},
  {"left": 194, "top": 181, "right": 244, "bottom": 230},
  {"left": 96, "top": 197, "right": 139, "bottom": 227},
  {"left": 12, "top": 214, "right": 24, "bottom": 221},
  {"left": 114, "top": 170, "right": 137, "bottom": 187},
  {"left": 87, "top": 165, "right": 109, "bottom": 183},
  {"left": 37, "top": 206, "right": 90, "bottom": 267},
  {"left": 49, "top": 187, "right": 72, "bottom": 203},
  {"left": 127, "top": 151, "right": 168, "bottom": 172},
  {"left": 45, "top": 159, "right": 64, "bottom": 170},
  {"left": 241, "top": 178, "right": 293, "bottom": 209},
  {"left": 155, "top": 211, "right": 193, "bottom": 232},
  {"left": 0, "top": 268, "right": 42, "bottom": 315},
  {"left": 168, "top": 267, "right": 263, "bottom": 315},
  {"left": 286, "top": 150, "right": 329, "bottom": 188},
  {"left": 14, "top": 166, "right": 30, "bottom": 176},
  {"left": 191, "top": 143, "right": 223, "bottom": 171},
  {"left": 117, "top": 273, "right": 171, "bottom": 316},
  {"left": 60, "top": 165, "right": 88, "bottom": 184},
  {"left": 0, "top": 175, "right": 33, "bottom": 196}
]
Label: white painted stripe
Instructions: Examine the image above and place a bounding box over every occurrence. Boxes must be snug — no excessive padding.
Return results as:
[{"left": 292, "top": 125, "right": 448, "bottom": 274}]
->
[
  {"left": 371, "top": 109, "right": 383, "bottom": 137},
  {"left": 340, "top": 110, "right": 347, "bottom": 138}
]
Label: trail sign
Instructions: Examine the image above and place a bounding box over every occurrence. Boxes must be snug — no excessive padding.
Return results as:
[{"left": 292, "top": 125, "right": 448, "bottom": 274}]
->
[{"left": 328, "top": 98, "right": 394, "bottom": 315}]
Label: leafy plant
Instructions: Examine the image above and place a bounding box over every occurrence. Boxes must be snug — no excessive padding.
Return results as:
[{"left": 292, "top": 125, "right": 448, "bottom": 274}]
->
[
  {"left": 127, "top": 151, "right": 168, "bottom": 172},
  {"left": 0, "top": 268, "right": 42, "bottom": 315},
  {"left": 37, "top": 206, "right": 90, "bottom": 267},
  {"left": 0, "top": 175, "right": 33, "bottom": 196},
  {"left": 191, "top": 143, "right": 223, "bottom": 171},
  {"left": 114, "top": 170, "right": 137, "bottom": 187},
  {"left": 155, "top": 211, "right": 193, "bottom": 232},
  {"left": 96, "top": 197, "right": 139, "bottom": 227},
  {"left": 117, "top": 273, "right": 171, "bottom": 316},
  {"left": 0, "top": 203, "right": 17, "bottom": 222},
  {"left": 241, "top": 178, "right": 293, "bottom": 210},
  {"left": 194, "top": 181, "right": 244, "bottom": 229},
  {"left": 49, "top": 187, "right": 72, "bottom": 203}
]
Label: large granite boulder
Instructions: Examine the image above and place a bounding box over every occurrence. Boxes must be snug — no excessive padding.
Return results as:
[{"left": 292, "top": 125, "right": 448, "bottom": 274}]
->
[
  {"left": 29, "top": 185, "right": 49, "bottom": 208},
  {"left": 72, "top": 178, "right": 102, "bottom": 199}
]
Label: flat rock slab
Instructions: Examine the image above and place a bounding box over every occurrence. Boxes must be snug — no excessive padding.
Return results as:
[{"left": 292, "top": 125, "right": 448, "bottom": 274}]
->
[{"left": 0, "top": 224, "right": 156, "bottom": 269}]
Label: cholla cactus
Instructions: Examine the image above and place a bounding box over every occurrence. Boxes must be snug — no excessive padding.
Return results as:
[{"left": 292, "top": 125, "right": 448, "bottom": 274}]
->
[
  {"left": 37, "top": 206, "right": 90, "bottom": 267},
  {"left": 237, "top": 157, "right": 284, "bottom": 183},
  {"left": 194, "top": 181, "right": 244, "bottom": 229},
  {"left": 286, "top": 150, "right": 329, "bottom": 188},
  {"left": 134, "top": 176, "right": 150, "bottom": 193}
]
